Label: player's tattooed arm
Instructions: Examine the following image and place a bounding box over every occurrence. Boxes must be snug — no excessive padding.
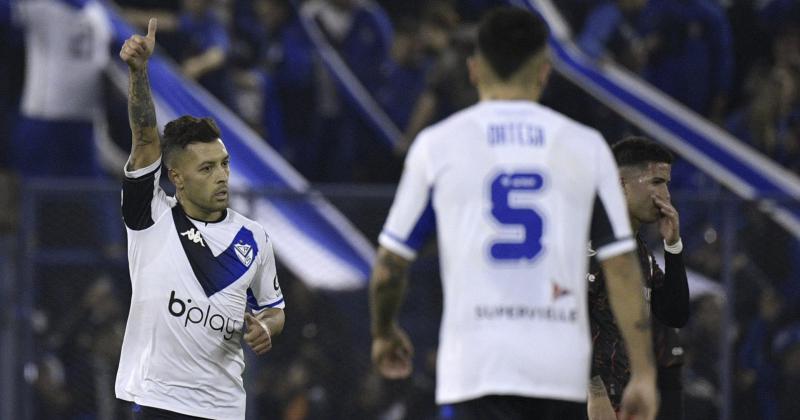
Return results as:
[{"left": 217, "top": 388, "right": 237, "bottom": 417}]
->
[
  {"left": 589, "top": 376, "right": 609, "bottom": 397},
  {"left": 587, "top": 376, "right": 617, "bottom": 420},
  {"left": 369, "top": 246, "right": 411, "bottom": 337},
  {"left": 129, "top": 69, "right": 157, "bottom": 145},
  {"left": 369, "top": 246, "right": 414, "bottom": 379},
  {"left": 120, "top": 18, "right": 161, "bottom": 171}
]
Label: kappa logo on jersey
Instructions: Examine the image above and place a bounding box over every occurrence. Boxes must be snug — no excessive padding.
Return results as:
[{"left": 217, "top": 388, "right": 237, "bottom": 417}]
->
[
  {"left": 180, "top": 228, "right": 206, "bottom": 247},
  {"left": 234, "top": 241, "right": 253, "bottom": 267}
]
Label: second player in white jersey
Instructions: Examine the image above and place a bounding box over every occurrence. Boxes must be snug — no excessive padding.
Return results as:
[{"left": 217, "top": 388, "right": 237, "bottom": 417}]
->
[
  {"left": 379, "top": 100, "right": 634, "bottom": 404},
  {"left": 14, "top": 0, "right": 112, "bottom": 121},
  {"left": 369, "top": 8, "right": 658, "bottom": 420}
]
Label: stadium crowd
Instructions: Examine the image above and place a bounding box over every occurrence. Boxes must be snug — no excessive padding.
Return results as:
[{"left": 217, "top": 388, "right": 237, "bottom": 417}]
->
[{"left": 1, "top": 0, "right": 799, "bottom": 419}]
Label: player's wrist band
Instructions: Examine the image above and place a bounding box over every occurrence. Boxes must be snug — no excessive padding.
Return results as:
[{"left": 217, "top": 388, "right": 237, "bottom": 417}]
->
[
  {"left": 664, "top": 237, "right": 683, "bottom": 254},
  {"left": 252, "top": 315, "right": 271, "bottom": 340}
]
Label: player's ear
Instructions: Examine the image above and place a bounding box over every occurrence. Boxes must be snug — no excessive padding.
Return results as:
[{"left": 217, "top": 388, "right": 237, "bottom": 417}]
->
[
  {"left": 168, "top": 168, "right": 183, "bottom": 190},
  {"left": 537, "top": 57, "right": 551, "bottom": 88},
  {"left": 467, "top": 55, "right": 480, "bottom": 87}
]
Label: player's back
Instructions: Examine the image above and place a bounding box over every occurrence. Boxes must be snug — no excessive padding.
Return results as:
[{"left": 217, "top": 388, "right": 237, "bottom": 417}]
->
[{"left": 383, "top": 100, "right": 619, "bottom": 403}]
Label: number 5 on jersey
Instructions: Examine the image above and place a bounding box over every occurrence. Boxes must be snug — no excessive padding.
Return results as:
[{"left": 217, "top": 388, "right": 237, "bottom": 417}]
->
[{"left": 489, "top": 171, "right": 545, "bottom": 261}]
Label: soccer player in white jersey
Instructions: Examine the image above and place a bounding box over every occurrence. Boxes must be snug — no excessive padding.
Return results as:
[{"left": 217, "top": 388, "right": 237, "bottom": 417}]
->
[
  {"left": 369, "top": 8, "right": 658, "bottom": 420},
  {"left": 115, "top": 19, "right": 285, "bottom": 420},
  {"left": 10, "top": 0, "right": 111, "bottom": 177}
]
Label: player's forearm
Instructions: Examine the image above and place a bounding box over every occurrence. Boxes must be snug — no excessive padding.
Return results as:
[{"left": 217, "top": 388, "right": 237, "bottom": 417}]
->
[
  {"left": 127, "top": 67, "right": 161, "bottom": 170},
  {"left": 403, "top": 92, "right": 437, "bottom": 140},
  {"left": 369, "top": 247, "right": 410, "bottom": 337},
  {"left": 185, "top": 47, "right": 226, "bottom": 79},
  {"left": 601, "top": 251, "right": 656, "bottom": 377},
  {"left": 589, "top": 375, "right": 609, "bottom": 398}
]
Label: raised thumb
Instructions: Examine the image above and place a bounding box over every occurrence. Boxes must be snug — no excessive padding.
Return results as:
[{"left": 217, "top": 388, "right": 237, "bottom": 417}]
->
[{"left": 146, "top": 17, "right": 157, "bottom": 40}]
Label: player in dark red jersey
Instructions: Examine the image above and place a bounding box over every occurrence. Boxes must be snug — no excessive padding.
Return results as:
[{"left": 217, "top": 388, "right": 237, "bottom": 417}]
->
[{"left": 586, "top": 137, "right": 689, "bottom": 420}]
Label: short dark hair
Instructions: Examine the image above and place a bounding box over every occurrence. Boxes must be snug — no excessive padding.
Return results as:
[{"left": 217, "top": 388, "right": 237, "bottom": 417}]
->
[
  {"left": 162, "top": 115, "right": 222, "bottom": 168},
  {"left": 611, "top": 136, "right": 674, "bottom": 167},
  {"left": 476, "top": 7, "right": 549, "bottom": 80}
]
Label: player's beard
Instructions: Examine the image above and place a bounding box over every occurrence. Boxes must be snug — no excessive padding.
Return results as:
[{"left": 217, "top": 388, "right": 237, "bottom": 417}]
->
[{"left": 209, "top": 190, "right": 229, "bottom": 210}]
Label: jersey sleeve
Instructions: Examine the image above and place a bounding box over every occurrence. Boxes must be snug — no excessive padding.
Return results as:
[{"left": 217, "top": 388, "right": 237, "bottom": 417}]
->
[
  {"left": 378, "top": 135, "right": 435, "bottom": 260},
  {"left": 121, "top": 157, "right": 174, "bottom": 231},
  {"left": 247, "top": 235, "right": 285, "bottom": 313},
  {"left": 589, "top": 141, "right": 636, "bottom": 260}
]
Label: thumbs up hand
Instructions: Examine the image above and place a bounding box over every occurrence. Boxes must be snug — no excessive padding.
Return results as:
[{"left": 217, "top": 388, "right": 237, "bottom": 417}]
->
[
  {"left": 120, "top": 18, "right": 157, "bottom": 71},
  {"left": 244, "top": 312, "right": 273, "bottom": 355}
]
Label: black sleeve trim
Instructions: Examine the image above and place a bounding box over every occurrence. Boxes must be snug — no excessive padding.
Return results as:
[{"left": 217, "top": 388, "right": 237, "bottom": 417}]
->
[
  {"left": 121, "top": 164, "right": 161, "bottom": 231},
  {"left": 590, "top": 193, "right": 616, "bottom": 248},
  {"left": 651, "top": 251, "right": 690, "bottom": 327}
]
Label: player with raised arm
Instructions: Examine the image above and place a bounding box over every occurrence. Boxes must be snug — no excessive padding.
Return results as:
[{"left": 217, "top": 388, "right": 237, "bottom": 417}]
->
[
  {"left": 369, "top": 8, "right": 658, "bottom": 420},
  {"left": 115, "top": 18, "right": 285, "bottom": 420}
]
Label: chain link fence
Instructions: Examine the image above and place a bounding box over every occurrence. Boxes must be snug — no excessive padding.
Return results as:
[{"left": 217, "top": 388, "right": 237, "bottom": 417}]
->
[{"left": 1, "top": 179, "right": 798, "bottom": 420}]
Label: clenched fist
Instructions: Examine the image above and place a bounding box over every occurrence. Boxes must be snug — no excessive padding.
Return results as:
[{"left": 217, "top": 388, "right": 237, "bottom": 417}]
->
[{"left": 119, "top": 18, "right": 157, "bottom": 71}]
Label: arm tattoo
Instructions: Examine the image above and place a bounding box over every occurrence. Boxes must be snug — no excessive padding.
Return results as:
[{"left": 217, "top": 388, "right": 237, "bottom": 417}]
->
[
  {"left": 589, "top": 376, "right": 608, "bottom": 397},
  {"left": 370, "top": 249, "right": 410, "bottom": 337},
  {"left": 129, "top": 69, "right": 157, "bottom": 144},
  {"left": 634, "top": 303, "right": 651, "bottom": 332},
  {"left": 635, "top": 305, "right": 655, "bottom": 365}
]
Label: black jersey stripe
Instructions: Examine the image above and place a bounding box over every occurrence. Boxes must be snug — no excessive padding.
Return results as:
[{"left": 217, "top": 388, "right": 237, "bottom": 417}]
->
[
  {"left": 172, "top": 206, "right": 260, "bottom": 297},
  {"left": 121, "top": 163, "right": 162, "bottom": 231}
]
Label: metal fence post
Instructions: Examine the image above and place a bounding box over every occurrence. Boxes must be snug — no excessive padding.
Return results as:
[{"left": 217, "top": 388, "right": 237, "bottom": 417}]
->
[
  {"left": 0, "top": 234, "right": 16, "bottom": 420},
  {"left": 17, "top": 182, "right": 38, "bottom": 420},
  {"left": 719, "top": 196, "right": 736, "bottom": 420}
]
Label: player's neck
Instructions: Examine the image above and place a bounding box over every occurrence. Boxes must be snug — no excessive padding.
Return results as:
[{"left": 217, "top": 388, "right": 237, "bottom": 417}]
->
[
  {"left": 629, "top": 214, "right": 642, "bottom": 234},
  {"left": 178, "top": 196, "right": 225, "bottom": 222},
  {"left": 478, "top": 83, "right": 542, "bottom": 102}
]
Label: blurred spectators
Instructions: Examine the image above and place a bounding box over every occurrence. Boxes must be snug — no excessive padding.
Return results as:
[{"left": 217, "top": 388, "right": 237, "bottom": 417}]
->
[
  {"left": 640, "top": 0, "right": 734, "bottom": 123},
  {"left": 683, "top": 293, "right": 724, "bottom": 420},
  {"left": 577, "top": 0, "right": 650, "bottom": 72},
  {"left": 7, "top": 0, "right": 112, "bottom": 178},
  {"left": 726, "top": 66, "right": 800, "bottom": 172},
  {"left": 376, "top": 18, "right": 428, "bottom": 136},
  {"left": 772, "top": 322, "right": 800, "bottom": 420},
  {"left": 29, "top": 276, "right": 129, "bottom": 420},
  {"left": 123, "top": 0, "right": 237, "bottom": 109},
  {"left": 736, "top": 286, "right": 785, "bottom": 420},
  {"left": 400, "top": 3, "right": 476, "bottom": 154},
  {"left": 299, "top": 0, "right": 396, "bottom": 182},
  {"left": 229, "top": 0, "right": 318, "bottom": 167}
]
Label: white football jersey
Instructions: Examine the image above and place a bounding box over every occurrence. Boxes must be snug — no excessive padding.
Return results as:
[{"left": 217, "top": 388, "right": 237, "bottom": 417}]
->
[
  {"left": 14, "top": 0, "right": 111, "bottom": 121},
  {"left": 379, "top": 100, "right": 635, "bottom": 404},
  {"left": 115, "top": 157, "right": 285, "bottom": 419}
]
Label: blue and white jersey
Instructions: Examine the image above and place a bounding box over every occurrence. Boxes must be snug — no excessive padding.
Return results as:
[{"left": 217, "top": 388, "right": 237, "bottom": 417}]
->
[
  {"left": 13, "top": 0, "right": 112, "bottom": 121},
  {"left": 115, "top": 157, "right": 284, "bottom": 419},
  {"left": 379, "top": 100, "right": 634, "bottom": 404}
]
